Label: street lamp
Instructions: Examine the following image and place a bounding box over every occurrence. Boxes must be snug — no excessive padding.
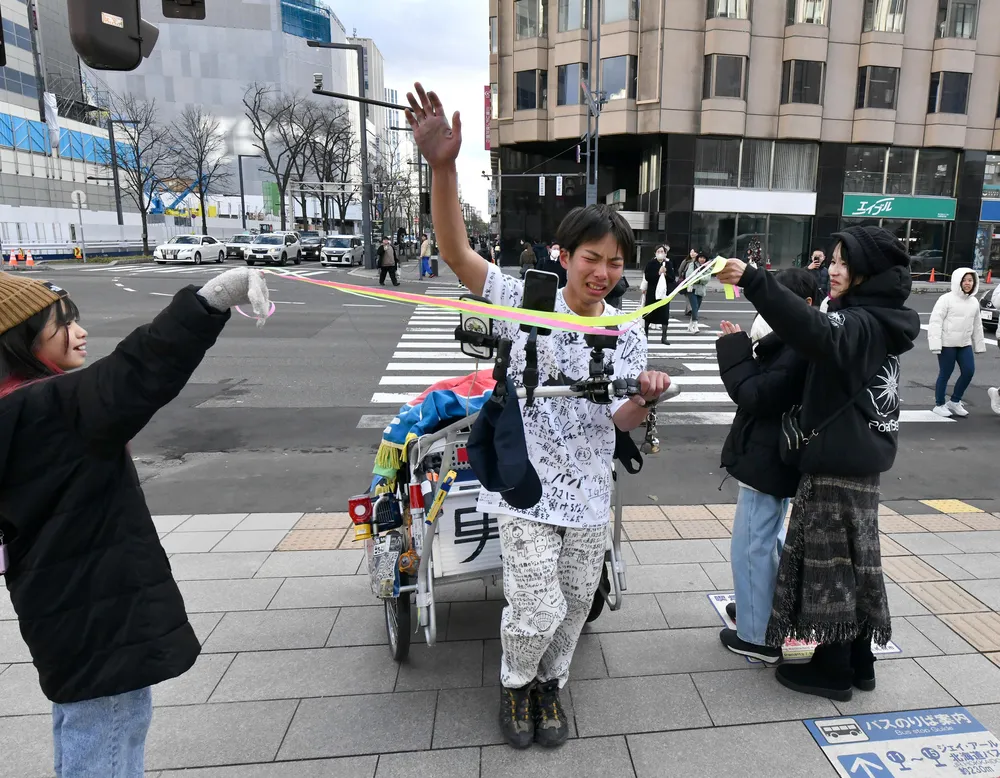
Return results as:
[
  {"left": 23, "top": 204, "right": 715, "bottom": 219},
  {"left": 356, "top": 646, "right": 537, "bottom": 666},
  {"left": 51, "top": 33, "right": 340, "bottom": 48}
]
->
[
  {"left": 306, "top": 40, "right": 386, "bottom": 269},
  {"left": 237, "top": 154, "right": 260, "bottom": 231},
  {"left": 389, "top": 124, "right": 427, "bottom": 251}
]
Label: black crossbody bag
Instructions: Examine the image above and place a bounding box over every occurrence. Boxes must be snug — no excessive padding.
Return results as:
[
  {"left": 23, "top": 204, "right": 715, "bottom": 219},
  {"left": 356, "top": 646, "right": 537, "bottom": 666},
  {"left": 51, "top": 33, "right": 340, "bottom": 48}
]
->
[{"left": 779, "top": 366, "right": 881, "bottom": 468}]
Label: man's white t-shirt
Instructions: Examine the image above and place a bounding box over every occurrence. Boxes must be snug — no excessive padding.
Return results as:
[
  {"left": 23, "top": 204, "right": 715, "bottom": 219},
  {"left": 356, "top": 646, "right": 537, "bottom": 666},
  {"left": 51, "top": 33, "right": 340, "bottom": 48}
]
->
[{"left": 476, "top": 263, "right": 647, "bottom": 528}]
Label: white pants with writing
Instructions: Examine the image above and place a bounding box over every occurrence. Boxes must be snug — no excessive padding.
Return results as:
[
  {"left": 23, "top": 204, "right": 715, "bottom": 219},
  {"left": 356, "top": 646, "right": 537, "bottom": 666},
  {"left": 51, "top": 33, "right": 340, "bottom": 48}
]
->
[{"left": 498, "top": 514, "right": 607, "bottom": 689}]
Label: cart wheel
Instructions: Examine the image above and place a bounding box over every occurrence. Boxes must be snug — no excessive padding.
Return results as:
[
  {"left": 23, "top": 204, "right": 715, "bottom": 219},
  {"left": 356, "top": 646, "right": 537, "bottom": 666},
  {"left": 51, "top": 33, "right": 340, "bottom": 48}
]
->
[
  {"left": 385, "top": 575, "right": 412, "bottom": 661},
  {"left": 586, "top": 565, "right": 612, "bottom": 623}
]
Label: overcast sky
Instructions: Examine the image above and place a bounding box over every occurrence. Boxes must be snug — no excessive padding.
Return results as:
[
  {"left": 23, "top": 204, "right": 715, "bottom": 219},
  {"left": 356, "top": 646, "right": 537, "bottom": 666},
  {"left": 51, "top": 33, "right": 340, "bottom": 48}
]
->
[{"left": 334, "top": 0, "right": 491, "bottom": 219}]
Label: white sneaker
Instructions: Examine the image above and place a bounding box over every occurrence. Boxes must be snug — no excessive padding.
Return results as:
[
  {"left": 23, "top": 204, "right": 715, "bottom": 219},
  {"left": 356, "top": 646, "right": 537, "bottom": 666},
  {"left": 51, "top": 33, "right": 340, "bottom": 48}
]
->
[
  {"left": 946, "top": 400, "right": 969, "bottom": 418},
  {"left": 688, "top": 321, "right": 698, "bottom": 333},
  {"left": 932, "top": 404, "right": 953, "bottom": 418},
  {"left": 989, "top": 387, "right": 1000, "bottom": 416}
]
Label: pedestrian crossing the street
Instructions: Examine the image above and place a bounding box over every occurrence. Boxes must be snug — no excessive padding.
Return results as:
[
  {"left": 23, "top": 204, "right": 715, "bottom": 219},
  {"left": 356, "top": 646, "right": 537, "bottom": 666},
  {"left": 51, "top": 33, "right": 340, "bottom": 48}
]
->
[{"left": 360, "top": 285, "right": 953, "bottom": 427}]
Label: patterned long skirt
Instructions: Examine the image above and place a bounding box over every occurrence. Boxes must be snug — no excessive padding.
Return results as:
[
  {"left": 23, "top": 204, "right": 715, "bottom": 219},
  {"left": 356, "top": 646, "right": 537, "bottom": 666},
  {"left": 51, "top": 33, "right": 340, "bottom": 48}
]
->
[{"left": 765, "top": 473, "right": 892, "bottom": 649}]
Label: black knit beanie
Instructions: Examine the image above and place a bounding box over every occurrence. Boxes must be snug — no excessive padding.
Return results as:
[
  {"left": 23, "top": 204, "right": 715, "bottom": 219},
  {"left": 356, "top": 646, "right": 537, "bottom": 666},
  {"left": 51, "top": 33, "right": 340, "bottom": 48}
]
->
[{"left": 830, "top": 226, "right": 910, "bottom": 278}]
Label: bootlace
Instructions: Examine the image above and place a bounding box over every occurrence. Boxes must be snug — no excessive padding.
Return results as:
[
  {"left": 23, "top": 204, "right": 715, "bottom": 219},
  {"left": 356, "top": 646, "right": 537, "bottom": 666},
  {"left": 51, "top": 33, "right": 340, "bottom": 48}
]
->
[
  {"left": 505, "top": 688, "right": 531, "bottom": 722},
  {"left": 533, "top": 682, "right": 564, "bottom": 723}
]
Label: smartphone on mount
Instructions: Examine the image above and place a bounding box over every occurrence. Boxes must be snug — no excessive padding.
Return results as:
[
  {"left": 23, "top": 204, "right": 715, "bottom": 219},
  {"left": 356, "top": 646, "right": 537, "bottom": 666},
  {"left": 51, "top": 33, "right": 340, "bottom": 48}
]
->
[{"left": 521, "top": 269, "right": 559, "bottom": 336}]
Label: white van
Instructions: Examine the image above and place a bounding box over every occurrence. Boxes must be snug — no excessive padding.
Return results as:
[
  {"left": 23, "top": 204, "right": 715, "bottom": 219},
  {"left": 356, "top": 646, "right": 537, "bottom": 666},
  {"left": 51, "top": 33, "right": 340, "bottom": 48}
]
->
[{"left": 320, "top": 235, "right": 364, "bottom": 266}]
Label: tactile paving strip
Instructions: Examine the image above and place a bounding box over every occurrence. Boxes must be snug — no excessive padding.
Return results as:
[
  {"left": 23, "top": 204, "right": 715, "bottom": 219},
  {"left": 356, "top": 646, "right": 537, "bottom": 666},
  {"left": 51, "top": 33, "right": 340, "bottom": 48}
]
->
[
  {"left": 878, "top": 516, "right": 925, "bottom": 533},
  {"left": 882, "top": 556, "right": 947, "bottom": 583},
  {"left": 663, "top": 505, "right": 716, "bottom": 522},
  {"left": 673, "top": 520, "right": 731, "bottom": 539},
  {"left": 952, "top": 514, "right": 1000, "bottom": 531},
  {"left": 294, "top": 513, "right": 351, "bottom": 530},
  {"left": 908, "top": 514, "right": 976, "bottom": 533},
  {"left": 623, "top": 521, "right": 679, "bottom": 541},
  {"left": 941, "top": 612, "right": 1000, "bottom": 652},
  {"left": 877, "top": 535, "right": 910, "bottom": 557},
  {"left": 277, "top": 528, "right": 348, "bottom": 551},
  {"left": 901, "top": 581, "right": 990, "bottom": 614},
  {"left": 920, "top": 499, "right": 983, "bottom": 514},
  {"left": 706, "top": 503, "right": 738, "bottom": 521},
  {"left": 621, "top": 505, "right": 668, "bottom": 522}
]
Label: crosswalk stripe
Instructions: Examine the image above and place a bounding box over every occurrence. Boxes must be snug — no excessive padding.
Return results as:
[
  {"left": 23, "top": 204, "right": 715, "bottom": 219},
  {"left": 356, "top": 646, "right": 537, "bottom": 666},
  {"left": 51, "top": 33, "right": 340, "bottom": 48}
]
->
[{"left": 379, "top": 374, "right": 725, "bottom": 387}]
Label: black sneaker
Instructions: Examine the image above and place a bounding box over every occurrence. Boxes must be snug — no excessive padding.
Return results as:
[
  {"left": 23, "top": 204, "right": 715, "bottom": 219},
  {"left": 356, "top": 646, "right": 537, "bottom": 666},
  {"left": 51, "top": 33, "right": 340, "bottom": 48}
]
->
[
  {"left": 499, "top": 685, "right": 534, "bottom": 749},
  {"left": 725, "top": 602, "right": 737, "bottom": 622},
  {"left": 531, "top": 680, "right": 569, "bottom": 748},
  {"left": 719, "top": 627, "right": 781, "bottom": 664}
]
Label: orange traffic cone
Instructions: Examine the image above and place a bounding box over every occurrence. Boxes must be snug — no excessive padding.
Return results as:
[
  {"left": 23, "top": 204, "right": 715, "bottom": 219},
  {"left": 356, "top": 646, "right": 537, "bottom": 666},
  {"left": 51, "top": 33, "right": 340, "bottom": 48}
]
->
[
  {"left": 25, "top": 251, "right": 34, "bottom": 268},
  {"left": 987, "top": 269, "right": 993, "bottom": 285},
  {"left": 8, "top": 251, "right": 17, "bottom": 268},
  {"left": 929, "top": 268, "right": 935, "bottom": 283}
]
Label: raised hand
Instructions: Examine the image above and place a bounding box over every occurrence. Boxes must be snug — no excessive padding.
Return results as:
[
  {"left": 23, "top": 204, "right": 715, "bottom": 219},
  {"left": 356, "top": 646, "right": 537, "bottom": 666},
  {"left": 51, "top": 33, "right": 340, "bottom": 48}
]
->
[
  {"left": 405, "top": 83, "right": 462, "bottom": 170},
  {"left": 716, "top": 258, "right": 748, "bottom": 286},
  {"left": 720, "top": 320, "right": 742, "bottom": 336}
]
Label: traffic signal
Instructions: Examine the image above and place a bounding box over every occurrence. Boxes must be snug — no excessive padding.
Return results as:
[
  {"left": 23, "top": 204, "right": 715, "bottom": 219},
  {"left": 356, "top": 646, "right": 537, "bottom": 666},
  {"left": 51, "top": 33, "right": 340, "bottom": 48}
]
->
[
  {"left": 67, "top": 0, "right": 159, "bottom": 71},
  {"left": 420, "top": 192, "right": 431, "bottom": 216},
  {"left": 162, "top": 0, "right": 205, "bottom": 19}
]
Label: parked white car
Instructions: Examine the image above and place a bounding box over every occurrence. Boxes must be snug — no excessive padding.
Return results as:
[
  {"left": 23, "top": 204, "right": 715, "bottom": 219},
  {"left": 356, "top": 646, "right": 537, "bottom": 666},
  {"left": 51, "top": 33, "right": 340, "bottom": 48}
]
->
[
  {"left": 225, "top": 233, "right": 254, "bottom": 260},
  {"left": 153, "top": 235, "right": 226, "bottom": 264},
  {"left": 244, "top": 232, "right": 301, "bottom": 266},
  {"left": 320, "top": 235, "right": 364, "bottom": 266}
]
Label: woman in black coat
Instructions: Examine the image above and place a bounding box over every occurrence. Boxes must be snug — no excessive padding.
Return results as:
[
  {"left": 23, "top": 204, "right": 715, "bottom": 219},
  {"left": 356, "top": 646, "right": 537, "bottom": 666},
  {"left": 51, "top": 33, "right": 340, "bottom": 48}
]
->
[
  {"left": 642, "top": 245, "right": 675, "bottom": 344},
  {"left": 0, "top": 268, "right": 270, "bottom": 776}
]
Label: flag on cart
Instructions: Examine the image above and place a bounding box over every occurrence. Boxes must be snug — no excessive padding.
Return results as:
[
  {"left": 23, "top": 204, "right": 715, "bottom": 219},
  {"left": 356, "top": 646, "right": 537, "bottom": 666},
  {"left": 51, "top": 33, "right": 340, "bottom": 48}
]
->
[{"left": 372, "top": 370, "right": 495, "bottom": 483}]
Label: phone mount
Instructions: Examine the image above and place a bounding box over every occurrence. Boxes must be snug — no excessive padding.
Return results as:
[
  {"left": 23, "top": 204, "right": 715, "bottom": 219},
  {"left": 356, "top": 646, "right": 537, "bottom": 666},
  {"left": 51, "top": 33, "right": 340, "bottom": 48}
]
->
[{"left": 453, "top": 295, "right": 637, "bottom": 406}]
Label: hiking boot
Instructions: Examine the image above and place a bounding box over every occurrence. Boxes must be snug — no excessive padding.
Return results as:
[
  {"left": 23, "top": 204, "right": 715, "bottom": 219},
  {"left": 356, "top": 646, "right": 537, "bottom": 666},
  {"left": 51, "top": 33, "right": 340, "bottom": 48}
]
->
[
  {"left": 720, "top": 628, "right": 781, "bottom": 664},
  {"left": 851, "top": 636, "right": 877, "bottom": 692},
  {"left": 530, "top": 680, "right": 569, "bottom": 748},
  {"left": 775, "top": 642, "right": 853, "bottom": 702},
  {"left": 725, "top": 602, "right": 737, "bottom": 622},
  {"left": 499, "top": 685, "right": 534, "bottom": 749}
]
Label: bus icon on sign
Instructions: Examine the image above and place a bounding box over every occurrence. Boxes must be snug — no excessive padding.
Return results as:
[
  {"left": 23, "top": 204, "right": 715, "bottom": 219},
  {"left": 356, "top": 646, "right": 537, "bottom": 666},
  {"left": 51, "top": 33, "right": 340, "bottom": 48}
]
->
[{"left": 817, "top": 718, "right": 869, "bottom": 744}]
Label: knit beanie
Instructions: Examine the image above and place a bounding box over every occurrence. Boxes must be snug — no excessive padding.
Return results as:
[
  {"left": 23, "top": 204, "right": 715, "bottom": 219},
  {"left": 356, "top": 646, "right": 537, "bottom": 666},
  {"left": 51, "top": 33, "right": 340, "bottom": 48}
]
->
[
  {"left": 830, "top": 225, "right": 910, "bottom": 278},
  {"left": 0, "top": 274, "right": 64, "bottom": 336}
]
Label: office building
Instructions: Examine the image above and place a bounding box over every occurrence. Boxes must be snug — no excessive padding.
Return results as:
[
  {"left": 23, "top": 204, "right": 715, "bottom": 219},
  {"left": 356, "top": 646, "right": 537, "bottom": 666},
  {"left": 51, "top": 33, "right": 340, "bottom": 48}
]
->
[{"left": 489, "top": 0, "right": 1000, "bottom": 273}]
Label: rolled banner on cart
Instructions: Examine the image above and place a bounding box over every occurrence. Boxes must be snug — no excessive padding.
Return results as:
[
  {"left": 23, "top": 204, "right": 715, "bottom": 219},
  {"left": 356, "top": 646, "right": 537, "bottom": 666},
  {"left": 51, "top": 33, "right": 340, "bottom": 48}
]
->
[
  {"left": 371, "top": 370, "right": 495, "bottom": 488},
  {"left": 268, "top": 256, "right": 728, "bottom": 336}
]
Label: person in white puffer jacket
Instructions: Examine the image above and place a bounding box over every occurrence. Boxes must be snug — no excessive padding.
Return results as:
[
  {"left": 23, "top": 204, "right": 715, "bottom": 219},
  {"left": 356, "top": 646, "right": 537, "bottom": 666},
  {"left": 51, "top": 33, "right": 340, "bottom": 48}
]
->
[
  {"left": 989, "top": 284, "right": 1000, "bottom": 416},
  {"left": 928, "top": 267, "right": 986, "bottom": 417}
]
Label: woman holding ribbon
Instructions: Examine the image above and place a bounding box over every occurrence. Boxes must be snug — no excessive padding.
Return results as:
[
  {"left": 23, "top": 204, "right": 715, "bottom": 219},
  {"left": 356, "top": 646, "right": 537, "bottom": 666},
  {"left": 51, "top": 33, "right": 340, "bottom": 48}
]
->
[{"left": 641, "top": 245, "right": 675, "bottom": 344}]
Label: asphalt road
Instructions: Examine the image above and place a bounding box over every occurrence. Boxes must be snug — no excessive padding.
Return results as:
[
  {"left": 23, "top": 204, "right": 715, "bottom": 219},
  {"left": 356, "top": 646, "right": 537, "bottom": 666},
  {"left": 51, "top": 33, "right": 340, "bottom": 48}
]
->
[{"left": 32, "top": 259, "right": 1000, "bottom": 514}]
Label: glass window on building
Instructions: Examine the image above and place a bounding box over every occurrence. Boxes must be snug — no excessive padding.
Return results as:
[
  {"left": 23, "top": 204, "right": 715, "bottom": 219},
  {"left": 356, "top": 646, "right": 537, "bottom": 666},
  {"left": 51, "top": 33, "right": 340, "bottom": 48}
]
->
[
  {"left": 780, "top": 60, "right": 824, "bottom": 104},
  {"left": 740, "top": 139, "right": 772, "bottom": 189},
  {"left": 490, "top": 16, "right": 498, "bottom": 52},
  {"left": 915, "top": 149, "right": 957, "bottom": 196},
  {"left": 539, "top": 70, "right": 548, "bottom": 109},
  {"left": 557, "top": 63, "right": 588, "bottom": 105},
  {"left": 695, "top": 138, "right": 741, "bottom": 187},
  {"left": 692, "top": 213, "right": 812, "bottom": 267},
  {"left": 280, "top": 0, "right": 332, "bottom": 44},
  {"left": 772, "top": 142, "right": 819, "bottom": 191},
  {"left": 558, "top": 0, "right": 588, "bottom": 31},
  {"left": 707, "top": 0, "right": 751, "bottom": 19},
  {"left": 491, "top": 83, "right": 499, "bottom": 118},
  {"left": 515, "top": 0, "right": 548, "bottom": 39},
  {"left": 909, "top": 221, "right": 950, "bottom": 265},
  {"left": 863, "top": 0, "right": 907, "bottom": 32},
  {"left": 886, "top": 147, "right": 916, "bottom": 194},
  {"left": 515, "top": 70, "right": 538, "bottom": 110},
  {"left": 770, "top": 214, "right": 814, "bottom": 265},
  {"left": 927, "top": 71, "right": 971, "bottom": 114},
  {"left": 604, "top": 0, "right": 638, "bottom": 23},
  {"left": 845, "top": 146, "right": 887, "bottom": 193},
  {"left": 602, "top": 55, "right": 637, "bottom": 100},
  {"left": 704, "top": 55, "right": 747, "bottom": 100},
  {"left": 786, "top": 0, "right": 828, "bottom": 24},
  {"left": 936, "top": 0, "right": 978, "bottom": 38},
  {"left": 856, "top": 66, "right": 899, "bottom": 110}
]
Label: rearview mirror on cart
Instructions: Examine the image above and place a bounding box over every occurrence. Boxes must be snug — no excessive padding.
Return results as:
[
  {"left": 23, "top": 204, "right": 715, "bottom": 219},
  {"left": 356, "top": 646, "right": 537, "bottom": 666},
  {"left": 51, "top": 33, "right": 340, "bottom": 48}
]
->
[{"left": 456, "top": 295, "right": 495, "bottom": 360}]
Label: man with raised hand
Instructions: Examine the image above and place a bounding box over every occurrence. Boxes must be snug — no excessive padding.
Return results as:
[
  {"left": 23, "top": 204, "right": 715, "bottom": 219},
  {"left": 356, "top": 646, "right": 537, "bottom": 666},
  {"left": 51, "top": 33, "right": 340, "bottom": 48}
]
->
[{"left": 406, "top": 83, "right": 670, "bottom": 750}]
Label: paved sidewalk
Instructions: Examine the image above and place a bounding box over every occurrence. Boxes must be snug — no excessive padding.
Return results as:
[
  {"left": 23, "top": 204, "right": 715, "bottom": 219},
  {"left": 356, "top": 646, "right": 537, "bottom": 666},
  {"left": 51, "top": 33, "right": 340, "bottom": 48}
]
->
[{"left": 5, "top": 498, "right": 1000, "bottom": 776}]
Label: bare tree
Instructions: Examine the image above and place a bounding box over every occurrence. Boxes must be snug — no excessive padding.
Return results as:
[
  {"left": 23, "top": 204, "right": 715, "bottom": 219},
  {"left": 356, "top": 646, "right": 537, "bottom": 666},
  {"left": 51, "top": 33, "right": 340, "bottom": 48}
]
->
[
  {"left": 242, "top": 84, "right": 317, "bottom": 230},
  {"left": 369, "top": 134, "right": 413, "bottom": 242},
  {"left": 171, "top": 106, "right": 231, "bottom": 236},
  {"left": 98, "top": 92, "right": 173, "bottom": 255},
  {"left": 306, "top": 103, "right": 354, "bottom": 231}
]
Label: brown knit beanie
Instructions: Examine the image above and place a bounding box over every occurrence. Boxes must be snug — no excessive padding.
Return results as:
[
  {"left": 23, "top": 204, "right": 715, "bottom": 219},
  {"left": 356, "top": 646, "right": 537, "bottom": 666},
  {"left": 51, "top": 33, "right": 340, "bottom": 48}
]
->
[{"left": 0, "top": 274, "right": 63, "bottom": 336}]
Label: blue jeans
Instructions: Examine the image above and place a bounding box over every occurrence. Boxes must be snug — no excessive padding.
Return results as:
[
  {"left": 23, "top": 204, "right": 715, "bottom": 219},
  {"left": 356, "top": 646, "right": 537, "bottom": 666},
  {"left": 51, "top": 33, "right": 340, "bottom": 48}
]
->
[
  {"left": 53, "top": 687, "right": 153, "bottom": 778},
  {"left": 731, "top": 486, "right": 789, "bottom": 646},
  {"left": 688, "top": 292, "right": 703, "bottom": 322},
  {"left": 935, "top": 346, "right": 975, "bottom": 406}
]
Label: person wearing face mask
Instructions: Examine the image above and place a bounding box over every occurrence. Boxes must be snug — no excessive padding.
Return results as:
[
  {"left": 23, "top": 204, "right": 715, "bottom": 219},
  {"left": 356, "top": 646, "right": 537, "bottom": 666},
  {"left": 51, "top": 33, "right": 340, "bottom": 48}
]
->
[
  {"left": 684, "top": 252, "right": 711, "bottom": 333},
  {"left": 641, "top": 245, "right": 675, "bottom": 343},
  {"left": 928, "top": 268, "right": 986, "bottom": 418},
  {"left": 540, "top": 243, "right": 569, "bottom": 288},
  {"left": 679, "top": 249, "right": 697, "bottom": 317}
]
